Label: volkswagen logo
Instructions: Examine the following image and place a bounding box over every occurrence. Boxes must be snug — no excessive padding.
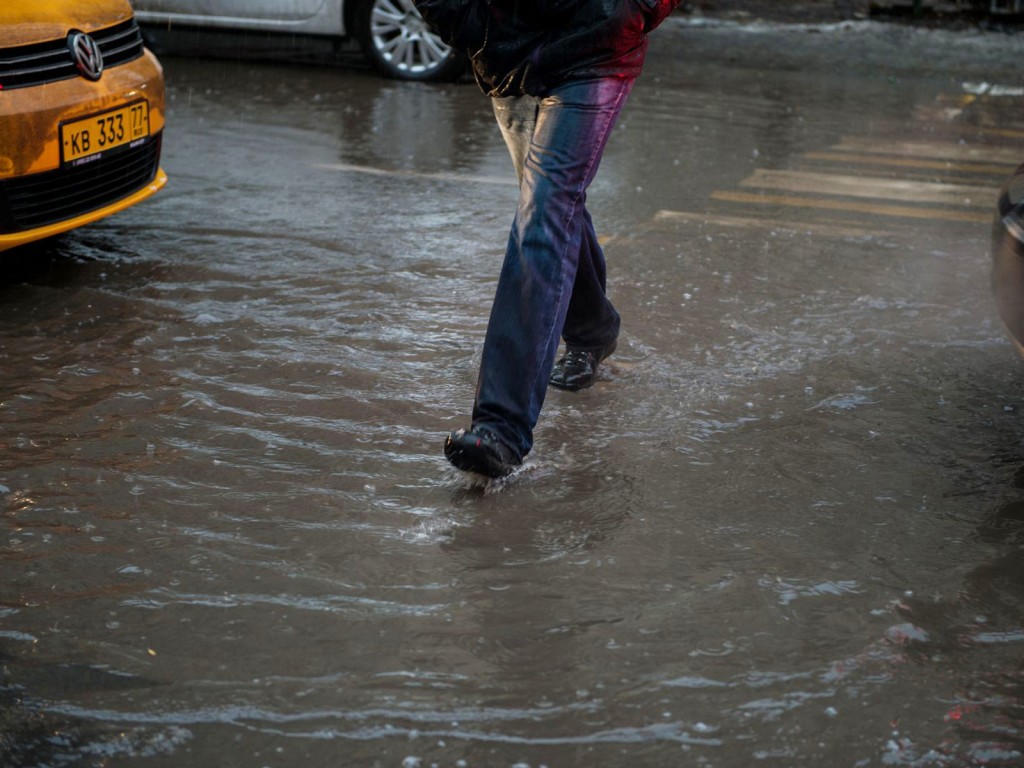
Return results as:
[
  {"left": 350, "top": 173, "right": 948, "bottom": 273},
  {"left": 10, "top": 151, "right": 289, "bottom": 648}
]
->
[{"left": 67, "top": 32, "right": 104, "bottom": 81}]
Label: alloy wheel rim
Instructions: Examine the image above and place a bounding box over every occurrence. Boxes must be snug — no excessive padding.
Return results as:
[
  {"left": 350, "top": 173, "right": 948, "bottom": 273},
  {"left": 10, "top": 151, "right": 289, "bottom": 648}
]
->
[{"left": 370, "top": 0, "right": 451, "bottom": 75}]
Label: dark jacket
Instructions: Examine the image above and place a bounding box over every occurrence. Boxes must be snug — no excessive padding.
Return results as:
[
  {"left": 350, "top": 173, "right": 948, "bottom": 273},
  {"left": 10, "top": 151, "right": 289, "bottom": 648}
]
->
[{"left": 413, "top": 0, "right": 681, "bottom": 96}]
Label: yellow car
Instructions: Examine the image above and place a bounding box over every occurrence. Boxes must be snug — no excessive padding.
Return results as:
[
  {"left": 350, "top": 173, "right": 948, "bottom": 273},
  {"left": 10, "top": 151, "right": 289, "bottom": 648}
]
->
[{"left": 0, "top": 0, "right": 167, "bottom": 252}]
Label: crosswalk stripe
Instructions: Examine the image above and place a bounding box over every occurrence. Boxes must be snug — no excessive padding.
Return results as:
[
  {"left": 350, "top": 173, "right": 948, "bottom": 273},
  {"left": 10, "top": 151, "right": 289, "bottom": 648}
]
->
[
  {"left": 830, "top": 137, "right": 1023, "bottom": 165},
  {"left": 976, "top": 128, "right": 1024, "bottom": 140},
  {"left": 654, "top": 210, "right": 888, "bottom": 238},
  {"left": 803, "top": 151, "right": 1015, "bottom": 176},
  {"left": 739, "top": 169, "right": 996, "bottom": 208},
  {"left": 710, "top": 190, "right": 992, "bottom": 224},
  {"left": 313, "top": 162, "right": 516, "bottom": 186}
]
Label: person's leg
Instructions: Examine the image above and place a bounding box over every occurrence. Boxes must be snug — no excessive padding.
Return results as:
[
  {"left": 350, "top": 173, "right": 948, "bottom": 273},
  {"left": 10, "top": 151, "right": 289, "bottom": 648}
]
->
[
  {"left": 545, "top": 199, "right": 621, "bottom": 390},
  {"left": 491, "top": 93, "right": 539, "bottom": 186},
  {"left": 492, "top": 94, "right": 619, "bottom": 351},
  {"left": 546, "top": 200, "right": 621, "bottom": 391},
  {"left": 464, "top": 77, "right": 634, "bottom": 465},
  {"left": 444, "top": 95, "right": 542, "bottom": 478},
  {"left": 492, "top": 93, "right": 621, "bottom": 392},
  {"left": 560, "top": 200, "right": 620, "bottom": 350}
]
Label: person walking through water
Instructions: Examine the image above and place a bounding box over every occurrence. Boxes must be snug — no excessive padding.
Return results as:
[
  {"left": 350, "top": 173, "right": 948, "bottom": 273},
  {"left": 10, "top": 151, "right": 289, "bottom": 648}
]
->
[{"left": 414, "top": 0, "right": 681, "bottom": 478}]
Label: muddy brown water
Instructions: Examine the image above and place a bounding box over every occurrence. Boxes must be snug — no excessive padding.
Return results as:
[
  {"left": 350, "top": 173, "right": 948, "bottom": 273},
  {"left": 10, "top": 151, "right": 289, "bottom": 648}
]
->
[{"left": 2, "top": 19, "right": 1024, "bottom": 767}]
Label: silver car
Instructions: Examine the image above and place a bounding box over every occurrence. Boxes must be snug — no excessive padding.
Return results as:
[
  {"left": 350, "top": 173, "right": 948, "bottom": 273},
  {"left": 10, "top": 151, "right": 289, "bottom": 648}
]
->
[{"left": 132, "top": 0, "right": 462, "bottom": 81}]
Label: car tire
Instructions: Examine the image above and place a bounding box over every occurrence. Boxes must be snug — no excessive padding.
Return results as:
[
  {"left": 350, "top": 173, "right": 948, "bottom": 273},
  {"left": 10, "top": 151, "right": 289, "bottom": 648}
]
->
[{"left": 353, "top": 0, "right": 464, "bottom": 82}]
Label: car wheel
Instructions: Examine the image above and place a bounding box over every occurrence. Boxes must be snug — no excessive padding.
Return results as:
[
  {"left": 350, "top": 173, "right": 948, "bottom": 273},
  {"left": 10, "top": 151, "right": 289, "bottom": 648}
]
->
[{"left": 354, "top": 0, "right": 464, "bottom": 82}]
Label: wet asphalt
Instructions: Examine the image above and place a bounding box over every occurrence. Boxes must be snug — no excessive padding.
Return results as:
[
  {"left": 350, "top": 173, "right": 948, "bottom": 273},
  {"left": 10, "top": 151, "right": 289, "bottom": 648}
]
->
[{"left": 2, "top": 16, "right": 1024, "bottom": 768}]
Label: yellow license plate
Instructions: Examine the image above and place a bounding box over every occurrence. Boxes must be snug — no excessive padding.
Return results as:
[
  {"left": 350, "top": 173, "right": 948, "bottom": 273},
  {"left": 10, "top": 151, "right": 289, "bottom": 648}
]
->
[{"left": 61, "top": 101, "right": 150, "bottom": 165}]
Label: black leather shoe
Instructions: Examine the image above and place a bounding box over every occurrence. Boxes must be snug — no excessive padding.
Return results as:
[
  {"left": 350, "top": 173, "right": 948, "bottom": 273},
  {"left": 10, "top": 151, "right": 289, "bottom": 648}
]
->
[
  {"left": 444, "top": 428, "right": 521, "bottom": 478},
  {"left": 549, "top": 340, "right": 617, "bottom": 391}
]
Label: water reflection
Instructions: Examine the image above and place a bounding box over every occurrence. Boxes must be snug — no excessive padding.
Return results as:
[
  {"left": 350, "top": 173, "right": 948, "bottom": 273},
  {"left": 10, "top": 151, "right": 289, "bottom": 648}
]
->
[
  {"left": 0, "top": 233, "right": 181, "bottom": 766},
  {"left": 883, "top": 464, "right": 1024, "bottom": 765}
]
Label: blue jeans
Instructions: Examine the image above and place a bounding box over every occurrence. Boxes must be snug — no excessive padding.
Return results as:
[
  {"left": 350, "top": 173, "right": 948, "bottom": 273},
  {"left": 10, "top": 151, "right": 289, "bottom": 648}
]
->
[{"left": 470, "top": 77, "right": 634, "bottom": 459}]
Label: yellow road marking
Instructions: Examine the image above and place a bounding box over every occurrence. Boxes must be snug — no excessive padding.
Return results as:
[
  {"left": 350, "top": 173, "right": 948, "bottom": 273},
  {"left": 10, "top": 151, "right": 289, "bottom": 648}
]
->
[
  {"left": 710, "top": 191, "right": 992, "bottom": 224},
  {"left": 740, "top": 169, "right": 996, "bottom": 208}
]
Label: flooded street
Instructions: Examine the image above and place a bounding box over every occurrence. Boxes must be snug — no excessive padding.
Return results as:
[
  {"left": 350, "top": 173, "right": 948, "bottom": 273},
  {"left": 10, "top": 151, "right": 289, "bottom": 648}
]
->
[{"left": 4, "top": 17, "right": 1024, "bottom": 767}]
